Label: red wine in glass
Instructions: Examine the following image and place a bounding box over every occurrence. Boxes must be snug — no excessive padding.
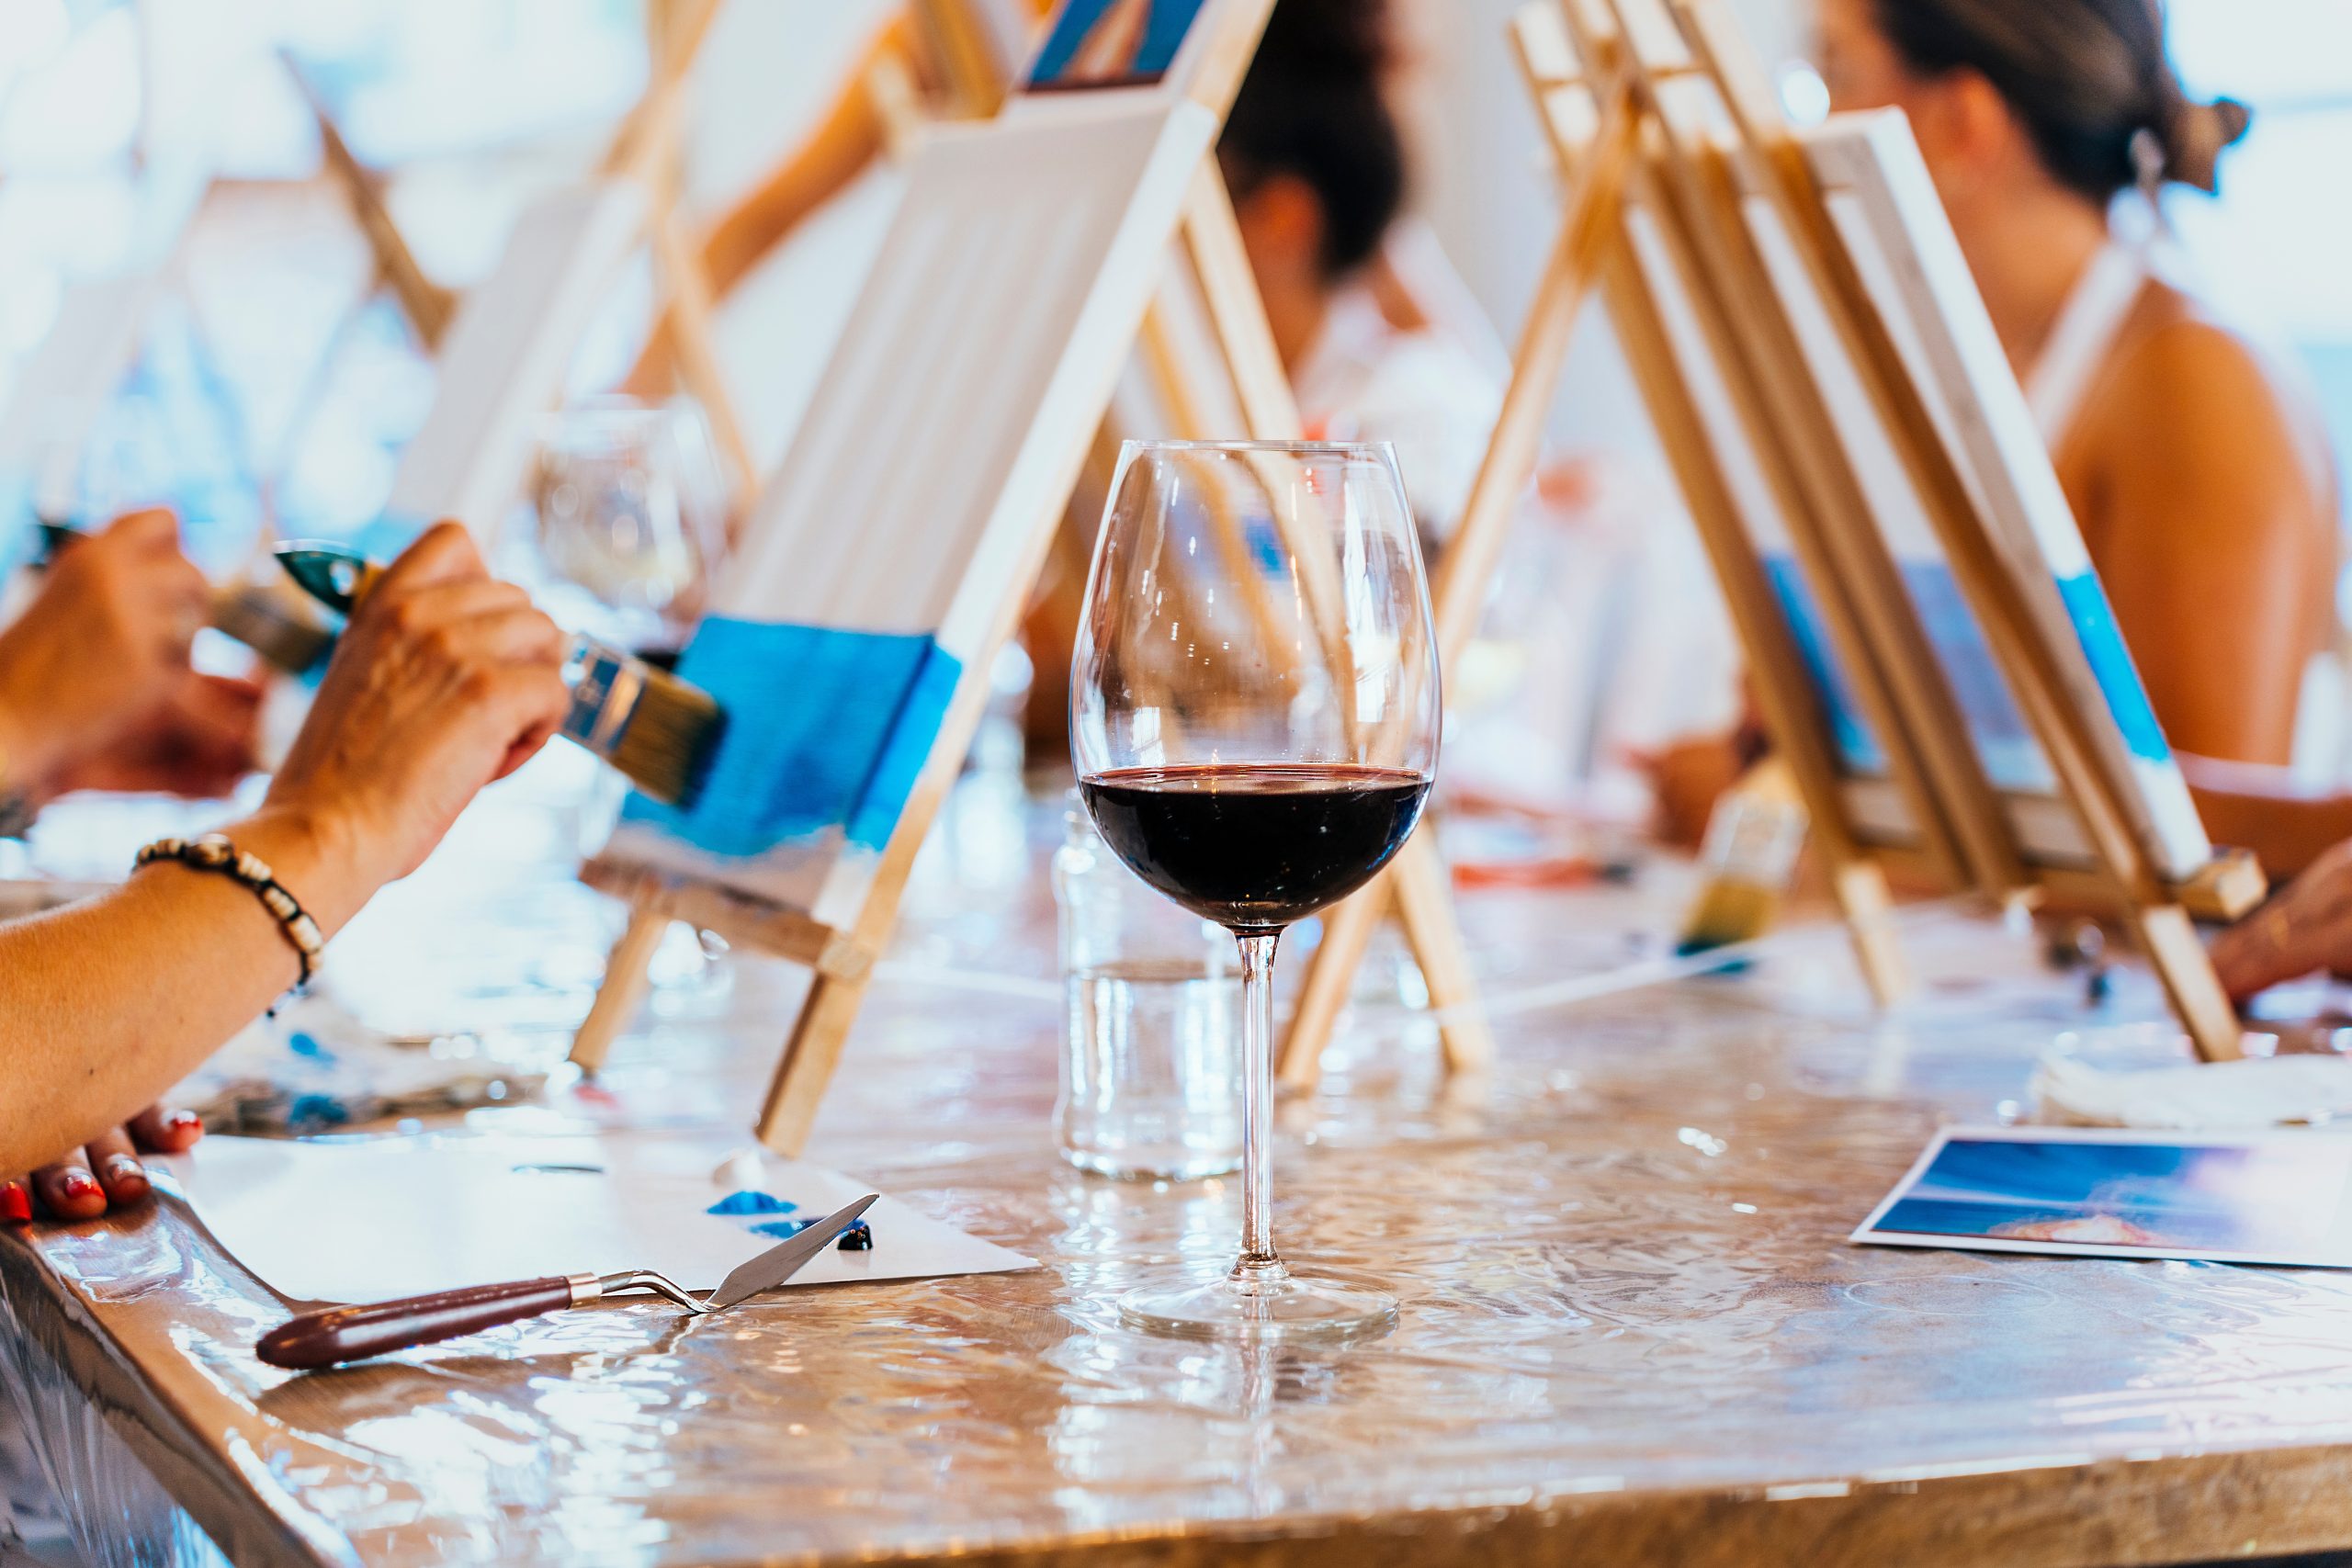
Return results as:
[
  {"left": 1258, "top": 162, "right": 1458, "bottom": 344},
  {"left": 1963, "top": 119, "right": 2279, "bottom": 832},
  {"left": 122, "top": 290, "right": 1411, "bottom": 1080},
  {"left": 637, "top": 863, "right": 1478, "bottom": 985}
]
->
[
  {"left": 1072, "top": 439, "right": 1441, "bottom": 1342},
  {"left": 1079, "top": 764, "right": 1430, "bottom": 932}
]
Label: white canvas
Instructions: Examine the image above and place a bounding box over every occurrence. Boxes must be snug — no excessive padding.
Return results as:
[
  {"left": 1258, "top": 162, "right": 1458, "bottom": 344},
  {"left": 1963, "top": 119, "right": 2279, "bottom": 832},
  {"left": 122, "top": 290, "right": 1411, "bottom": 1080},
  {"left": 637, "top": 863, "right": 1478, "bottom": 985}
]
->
[
  {"left": 160, "top": 1131, "right": 1035, "bottom": 1303},
  {"left": 600, "top": 98, "right": 1216, "bottom": 927}
]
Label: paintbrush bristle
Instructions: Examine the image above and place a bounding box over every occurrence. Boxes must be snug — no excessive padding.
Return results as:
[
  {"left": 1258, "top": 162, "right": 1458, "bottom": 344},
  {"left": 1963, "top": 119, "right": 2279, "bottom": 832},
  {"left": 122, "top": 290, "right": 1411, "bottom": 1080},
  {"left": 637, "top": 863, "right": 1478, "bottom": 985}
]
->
[{"left": 604, "top": 659, "right": 726, "bottom": 809}]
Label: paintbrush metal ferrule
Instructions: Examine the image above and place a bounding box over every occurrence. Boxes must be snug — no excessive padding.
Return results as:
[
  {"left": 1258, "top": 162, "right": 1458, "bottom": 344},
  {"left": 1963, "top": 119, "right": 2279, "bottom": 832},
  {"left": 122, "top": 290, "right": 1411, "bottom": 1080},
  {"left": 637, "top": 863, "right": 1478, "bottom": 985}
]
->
[
  {"left": 562, "top": 640, "right": 648, "bottom": 756},
  {"left": 275, "top": 540, "right": 720, "bottom": 807}
]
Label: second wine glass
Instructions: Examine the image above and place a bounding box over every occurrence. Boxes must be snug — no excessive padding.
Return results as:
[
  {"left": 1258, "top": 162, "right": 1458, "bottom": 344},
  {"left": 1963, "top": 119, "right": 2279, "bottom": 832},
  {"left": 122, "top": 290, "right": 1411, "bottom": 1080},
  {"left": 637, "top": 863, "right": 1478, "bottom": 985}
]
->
[{"left": 1071, "top": 439, "right": 1442, "bottom": 1341}]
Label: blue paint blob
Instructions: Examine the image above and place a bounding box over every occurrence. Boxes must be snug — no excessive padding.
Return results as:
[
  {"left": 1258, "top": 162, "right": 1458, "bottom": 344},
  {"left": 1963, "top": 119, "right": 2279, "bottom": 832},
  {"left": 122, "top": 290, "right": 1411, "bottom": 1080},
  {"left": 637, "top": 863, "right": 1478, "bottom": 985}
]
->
[
  {"left": 285, "top": 1094, "right": 350, "bottom": 1129},
  {"left": 288, "top": 1032, "right": 332, "bottom": 1061},
  {"left": 707, "top": 1190, "right": 799, "bottom": 1217},
  {"left": 751, "top": 1217, "right": 816, "bottom": 1241}
]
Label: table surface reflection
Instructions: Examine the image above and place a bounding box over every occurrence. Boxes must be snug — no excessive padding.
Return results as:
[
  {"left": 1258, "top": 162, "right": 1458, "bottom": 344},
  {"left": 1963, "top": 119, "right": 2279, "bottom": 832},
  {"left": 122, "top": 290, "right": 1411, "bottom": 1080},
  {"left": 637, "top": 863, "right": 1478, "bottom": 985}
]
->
[{"left": 6, "top": 783, "right": 2351, "bottom": 1568}]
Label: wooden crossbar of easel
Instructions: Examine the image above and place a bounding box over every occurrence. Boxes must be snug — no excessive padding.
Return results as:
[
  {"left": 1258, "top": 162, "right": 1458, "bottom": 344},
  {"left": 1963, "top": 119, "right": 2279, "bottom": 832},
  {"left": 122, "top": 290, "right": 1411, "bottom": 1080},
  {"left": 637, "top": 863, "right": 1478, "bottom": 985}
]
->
[
  {"left": 279, "top": 52, "right": 458, "bottom": 353},
  {"left": 569, "top": 0, "right": 1491, "bottom": 1155},
  {"left": 1497, "top": 0, "right": 2258, "bottom": 1062}
]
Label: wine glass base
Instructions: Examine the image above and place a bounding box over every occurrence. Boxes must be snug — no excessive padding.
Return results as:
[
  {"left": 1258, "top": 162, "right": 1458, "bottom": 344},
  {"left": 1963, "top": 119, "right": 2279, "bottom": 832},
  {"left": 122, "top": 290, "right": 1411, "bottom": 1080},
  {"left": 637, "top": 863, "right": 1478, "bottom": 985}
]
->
[{"left": 1118, "top": 1272, "right": 1398, "bottom": 1343}]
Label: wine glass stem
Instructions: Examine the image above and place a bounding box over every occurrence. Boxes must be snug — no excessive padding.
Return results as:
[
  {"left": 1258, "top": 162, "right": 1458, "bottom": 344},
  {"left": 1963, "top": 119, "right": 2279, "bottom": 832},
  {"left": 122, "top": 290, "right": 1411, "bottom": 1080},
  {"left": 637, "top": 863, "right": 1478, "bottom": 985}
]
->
[{"left": 1233, "top": 931, "right": 1285, "bottom": 1287}]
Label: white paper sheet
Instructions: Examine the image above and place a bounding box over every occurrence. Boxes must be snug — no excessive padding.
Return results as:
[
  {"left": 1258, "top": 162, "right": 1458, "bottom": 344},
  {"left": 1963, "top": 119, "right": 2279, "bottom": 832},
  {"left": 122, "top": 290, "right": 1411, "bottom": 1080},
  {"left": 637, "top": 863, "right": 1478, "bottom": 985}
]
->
[
  {"left": 157, "top": 1132, "right": 1035, "bottom": 1303},
  {"left": 2031, "top": 1054, "right": 2352, "bottom": 1131}
]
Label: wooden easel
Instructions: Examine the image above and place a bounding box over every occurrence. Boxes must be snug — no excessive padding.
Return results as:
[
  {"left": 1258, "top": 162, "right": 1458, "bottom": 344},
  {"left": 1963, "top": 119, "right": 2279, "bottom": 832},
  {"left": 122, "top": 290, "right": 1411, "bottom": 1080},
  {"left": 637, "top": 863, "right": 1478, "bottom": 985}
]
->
[
  {"left": 356, "top": 0, "right": 757, "bottom": 532},
  {"left": 1475, "top": 0, "right": 2258, "bottom": 1063},
  {"left": 278, "top": 52, "right": 458, "bottom": 354},
  {"left": 571, "top": 0, "right": 1488, "bottom": 1156}
]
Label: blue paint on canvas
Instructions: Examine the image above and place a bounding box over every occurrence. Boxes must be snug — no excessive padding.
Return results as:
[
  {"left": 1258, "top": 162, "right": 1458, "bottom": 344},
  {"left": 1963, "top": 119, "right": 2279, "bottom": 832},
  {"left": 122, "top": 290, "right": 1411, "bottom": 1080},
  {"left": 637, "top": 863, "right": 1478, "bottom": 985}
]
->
[
  {"left": 620, "top": 617, "right": 963, "bottom": 860},
  {"left": 707, "top": 1190, "right": 798, "bottom": 1217},
  {"left": 1893, "top": 562, "right": 2053, "bottom": 792},
  {"left": 0, "top": 479, "right": 36, "bottom": 574},
  {"left": 1764, "top": 555, "right": 2171, "bottom": 791},
  {"left": 1760, "top": 555, "right": 1886, "bottom": 776},
  {"left": 2054, "top": 572, "right": 2171, "bottom": 763},
  {"left": 1028, "top": 0, "right": 1207, "bottom": 90}
]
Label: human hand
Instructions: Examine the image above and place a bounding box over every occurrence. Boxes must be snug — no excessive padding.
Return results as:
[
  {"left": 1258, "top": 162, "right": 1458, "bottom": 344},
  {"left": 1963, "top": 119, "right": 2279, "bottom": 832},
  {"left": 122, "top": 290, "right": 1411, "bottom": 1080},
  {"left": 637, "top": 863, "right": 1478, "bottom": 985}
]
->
[
  {"left": 0, "top": 1107, "right": 205, "bottom": 1224},
  {"left": 0, "top": 510, "right": 211, "bottom": 795},
  {"left": 2210, "top": 840, "right": 2352, "bottom": 1001},
  {"left": 251, "top": 524, "right": 570, "bottom": 929},
  {"left": 51, "top": 672, "right": 264, "bottom": 800}
]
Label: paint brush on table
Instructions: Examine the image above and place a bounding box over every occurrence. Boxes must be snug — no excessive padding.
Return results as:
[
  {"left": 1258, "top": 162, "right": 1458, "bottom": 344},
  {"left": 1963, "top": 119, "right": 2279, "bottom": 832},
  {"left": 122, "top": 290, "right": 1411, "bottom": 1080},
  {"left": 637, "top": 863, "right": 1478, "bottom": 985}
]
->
[
  {"left": 33, "top": 520, "right": 337, "bottom": 677},
  {"left": 275, "top": 540, "right": 726, "bottom": 809},
  {"left": 255, "top": 1194, "right": 876, "bottom": 1370}
]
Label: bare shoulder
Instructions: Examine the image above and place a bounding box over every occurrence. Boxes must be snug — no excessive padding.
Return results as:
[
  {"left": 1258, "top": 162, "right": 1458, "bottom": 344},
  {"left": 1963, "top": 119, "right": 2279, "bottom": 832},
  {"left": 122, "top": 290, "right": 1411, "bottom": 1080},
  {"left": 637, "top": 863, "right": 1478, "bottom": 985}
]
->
[{"left": 2106, "top": 283, "right": 2291, "bottom": 422}]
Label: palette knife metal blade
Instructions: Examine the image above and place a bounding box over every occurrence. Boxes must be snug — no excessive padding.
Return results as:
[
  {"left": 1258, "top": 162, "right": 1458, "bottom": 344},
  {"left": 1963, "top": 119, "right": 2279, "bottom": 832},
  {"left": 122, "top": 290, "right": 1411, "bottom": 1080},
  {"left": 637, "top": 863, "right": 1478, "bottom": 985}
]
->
[{"left": 707, "top": 1193, "right": 877, "bottom": 1312}]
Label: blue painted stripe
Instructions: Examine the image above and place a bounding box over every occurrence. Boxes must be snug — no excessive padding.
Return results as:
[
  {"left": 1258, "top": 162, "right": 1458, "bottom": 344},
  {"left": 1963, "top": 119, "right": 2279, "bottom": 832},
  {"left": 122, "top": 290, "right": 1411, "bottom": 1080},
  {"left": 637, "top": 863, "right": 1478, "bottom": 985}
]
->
[
  {"left": 1760, "top": 554, "right": 1886, "bottom": 776},
  {"left": 2055, "top": 571, "right": 2171, "bottom": 763},
  {"left": 620, "top": 617, "right": 964, "bottom": 860},
  {"left": 0, "top": 475, "right": 37, "bottom": 575},
  {"left": 1894, "top": 561, "right": 2053, "bottom": 792}
]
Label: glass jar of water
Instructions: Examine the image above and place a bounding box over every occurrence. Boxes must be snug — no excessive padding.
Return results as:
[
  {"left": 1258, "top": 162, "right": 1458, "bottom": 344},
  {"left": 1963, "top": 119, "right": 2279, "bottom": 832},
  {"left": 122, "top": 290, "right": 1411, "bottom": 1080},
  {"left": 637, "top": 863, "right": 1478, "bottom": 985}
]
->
[{"left": 1054, "top": 794, "right": 1242, "bottom": 1180}]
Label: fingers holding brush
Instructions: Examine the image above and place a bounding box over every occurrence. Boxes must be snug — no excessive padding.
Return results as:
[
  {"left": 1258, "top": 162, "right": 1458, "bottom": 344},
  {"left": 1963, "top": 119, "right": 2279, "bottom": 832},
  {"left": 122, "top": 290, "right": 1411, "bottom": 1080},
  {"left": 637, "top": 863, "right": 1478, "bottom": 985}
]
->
[{"left": 262, "top": 522, "right": 572, "bottom": 896}]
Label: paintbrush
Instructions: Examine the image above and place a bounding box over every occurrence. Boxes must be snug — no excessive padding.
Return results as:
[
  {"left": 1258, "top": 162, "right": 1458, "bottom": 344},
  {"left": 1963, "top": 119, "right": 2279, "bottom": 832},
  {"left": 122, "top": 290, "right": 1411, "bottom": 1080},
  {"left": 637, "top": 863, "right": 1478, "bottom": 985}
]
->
[
  {"left": 274, "top": 541, "right": 725, "bottom": 808},
  {"left": 33, "top": 519, "right": 337, "bottom": 677},
  {"left": 1676, "top": 757, "right": 1808, "bottom": 956}
]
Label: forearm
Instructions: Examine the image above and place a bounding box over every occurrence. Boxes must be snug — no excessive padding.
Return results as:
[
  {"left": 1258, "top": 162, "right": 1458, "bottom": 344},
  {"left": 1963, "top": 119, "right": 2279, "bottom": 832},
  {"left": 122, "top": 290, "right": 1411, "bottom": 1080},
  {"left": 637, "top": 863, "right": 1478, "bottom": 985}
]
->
[{"left": 0, "top": 808, "right": 371, "bottom": 1174}]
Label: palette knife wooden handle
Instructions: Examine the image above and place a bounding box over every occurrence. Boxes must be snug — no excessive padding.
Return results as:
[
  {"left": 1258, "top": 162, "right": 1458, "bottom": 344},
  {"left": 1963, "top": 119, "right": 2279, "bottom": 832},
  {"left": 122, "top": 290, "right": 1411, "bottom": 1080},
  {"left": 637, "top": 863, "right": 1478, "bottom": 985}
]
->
[{"left": 256, "top": 1274, "right": 598, "bottom": 1371}]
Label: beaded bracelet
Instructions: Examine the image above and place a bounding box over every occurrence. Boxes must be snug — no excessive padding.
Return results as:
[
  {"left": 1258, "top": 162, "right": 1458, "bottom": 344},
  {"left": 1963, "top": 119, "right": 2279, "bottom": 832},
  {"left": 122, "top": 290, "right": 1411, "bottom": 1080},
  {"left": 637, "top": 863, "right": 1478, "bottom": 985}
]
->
[{"left": 135, "top": 833, "right": 325, "bottom": 989}]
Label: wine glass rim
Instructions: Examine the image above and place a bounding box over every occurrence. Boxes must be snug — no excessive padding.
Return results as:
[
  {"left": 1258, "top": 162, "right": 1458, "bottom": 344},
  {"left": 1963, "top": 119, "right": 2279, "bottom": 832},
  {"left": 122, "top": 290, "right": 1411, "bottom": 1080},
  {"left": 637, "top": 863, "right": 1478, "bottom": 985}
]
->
[{"left": 1120, "top": 438, "right": 1397, "bottom": 459}]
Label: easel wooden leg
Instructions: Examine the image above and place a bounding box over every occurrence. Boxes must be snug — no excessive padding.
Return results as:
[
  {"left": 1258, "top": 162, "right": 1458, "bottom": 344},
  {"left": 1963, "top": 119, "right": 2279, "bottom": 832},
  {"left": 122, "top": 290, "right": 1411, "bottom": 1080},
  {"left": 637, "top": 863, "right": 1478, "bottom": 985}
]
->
[
  {"left": 1389, "top": 833, "right": 1496, "bottom": 1073},
  {"left": 1275, "top": 835, "right": 1492, "bottom": 1088},
  {"left": 757, "top": 968, "right": 875, "bottom": 1156},
  {"left": 650, "top": 214, "right": 759, "bottom": 503},
  {"left": 1277, "top": 874, "right": 1388, "bottom": 1089},
  {"left": 1824, "top": 856, "right": 1909, "bottom": 1006},
  {"left": 1175, "top": 158, "right": 1490, "bottom": 1090},
  {"left": 2132, "top": 904, "right": 2245, "bottom": 1065},
  {"left": 570, "top": 908, "right": 672, "bottom": 1073}
]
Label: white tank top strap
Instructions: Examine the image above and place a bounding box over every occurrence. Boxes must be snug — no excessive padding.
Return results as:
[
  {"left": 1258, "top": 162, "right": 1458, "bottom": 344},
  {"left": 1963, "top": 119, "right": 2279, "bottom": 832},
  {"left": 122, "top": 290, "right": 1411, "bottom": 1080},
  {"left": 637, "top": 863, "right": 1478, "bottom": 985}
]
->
[{"left": 2024, "top": 240, "right": 2150, "bottom": 449}]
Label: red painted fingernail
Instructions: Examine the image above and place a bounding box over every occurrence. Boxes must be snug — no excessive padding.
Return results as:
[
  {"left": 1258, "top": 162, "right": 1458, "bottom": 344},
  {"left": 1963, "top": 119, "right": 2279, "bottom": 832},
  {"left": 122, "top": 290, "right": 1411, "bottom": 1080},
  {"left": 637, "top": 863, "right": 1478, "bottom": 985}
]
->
[
  {"left": 60, "top": 1173, "right": 99, "bottom": 1201},
  {"left": 167, "top": 1110, "right": 202, "bottom": 1133},
  {"left": 0, "top": 1184, "right": 29, "bottom": 1224}
]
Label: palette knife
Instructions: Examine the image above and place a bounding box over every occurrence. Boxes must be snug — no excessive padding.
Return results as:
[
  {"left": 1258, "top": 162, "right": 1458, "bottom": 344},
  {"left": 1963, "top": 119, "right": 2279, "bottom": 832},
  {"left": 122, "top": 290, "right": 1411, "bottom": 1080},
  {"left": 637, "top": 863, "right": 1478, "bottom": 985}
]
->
[{"left": 256, "top": 1194, "right": 876, "bottom": 1371}]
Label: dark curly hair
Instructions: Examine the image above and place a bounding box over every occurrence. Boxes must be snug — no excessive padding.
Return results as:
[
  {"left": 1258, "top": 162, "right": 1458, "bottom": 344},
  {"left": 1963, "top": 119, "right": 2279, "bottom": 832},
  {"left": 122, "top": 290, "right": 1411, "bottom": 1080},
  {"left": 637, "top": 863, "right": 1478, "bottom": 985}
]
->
[
  {"left": 1869, "top": 0, "right": 2250, "bottom": 202},
  {"left": 1218, "top": 0, "right": 1406, "bottom": 282}
]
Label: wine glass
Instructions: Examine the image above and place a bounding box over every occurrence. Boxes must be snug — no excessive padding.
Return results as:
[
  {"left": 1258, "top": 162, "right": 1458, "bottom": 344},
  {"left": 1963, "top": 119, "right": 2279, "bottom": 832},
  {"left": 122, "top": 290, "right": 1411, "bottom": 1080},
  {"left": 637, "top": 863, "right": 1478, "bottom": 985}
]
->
[
  {"left": 532, "top": 397, "right": 730, "bottom": 658},
  {"left": 1071, "top": 440, "right": 1442, "bottom": 1341}
]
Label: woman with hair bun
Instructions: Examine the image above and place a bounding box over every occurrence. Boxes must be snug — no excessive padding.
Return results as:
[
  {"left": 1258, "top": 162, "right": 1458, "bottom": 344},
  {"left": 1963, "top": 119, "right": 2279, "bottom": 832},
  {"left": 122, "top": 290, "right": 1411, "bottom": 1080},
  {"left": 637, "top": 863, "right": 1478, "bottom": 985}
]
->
[
  {"left": 1219, "top": 0, "right": 1503, "bottom": 540},
  {"left": 1816, "top": 0, "right": 2340, "bottom": 772}
]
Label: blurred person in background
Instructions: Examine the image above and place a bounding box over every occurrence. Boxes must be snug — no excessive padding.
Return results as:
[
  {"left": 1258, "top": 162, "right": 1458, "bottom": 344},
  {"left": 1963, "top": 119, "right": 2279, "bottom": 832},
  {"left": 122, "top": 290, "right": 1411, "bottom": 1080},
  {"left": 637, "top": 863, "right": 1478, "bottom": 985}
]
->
[
  {"left": 1216, "top": 0, "right": 1500, "bottom": 543},
  {"left": 1816, "top": 0, "right": 2341, "bottom": 774}
]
